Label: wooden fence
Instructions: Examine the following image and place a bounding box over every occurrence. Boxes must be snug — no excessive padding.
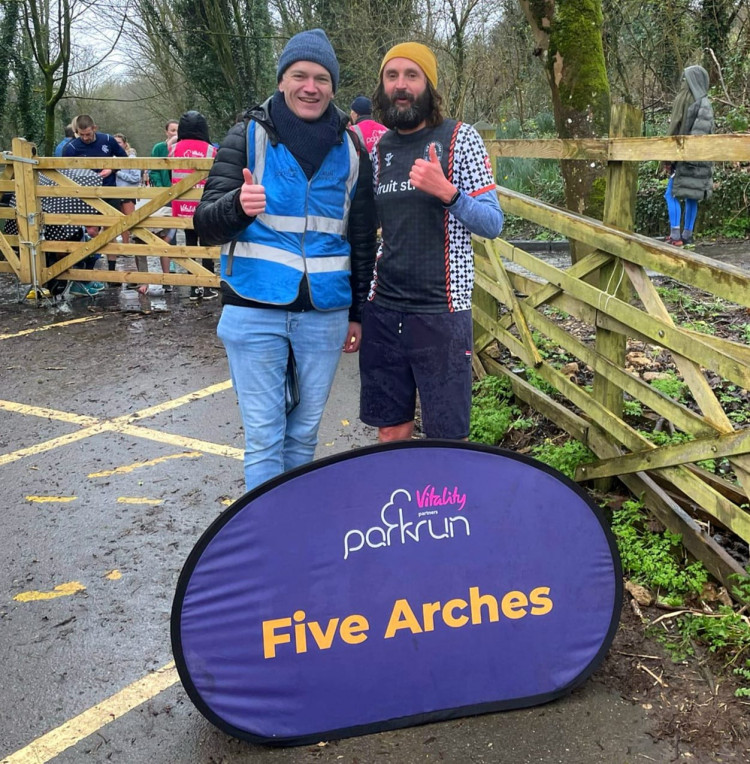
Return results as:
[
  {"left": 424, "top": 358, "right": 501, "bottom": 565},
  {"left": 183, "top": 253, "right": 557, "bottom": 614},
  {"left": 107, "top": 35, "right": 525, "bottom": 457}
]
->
[
  {"left": 0, "top": 137, "right": 219, "bottom": 292},
  {"left": 472, "top": 105, "right": 750, "bottom": 589}
]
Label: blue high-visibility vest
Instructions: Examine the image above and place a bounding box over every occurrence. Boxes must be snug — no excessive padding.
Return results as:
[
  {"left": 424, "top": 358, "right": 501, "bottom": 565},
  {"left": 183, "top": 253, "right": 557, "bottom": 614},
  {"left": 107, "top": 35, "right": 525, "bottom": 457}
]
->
[{"left": 221, "top": 121, "right": 359, "bottom": 310}]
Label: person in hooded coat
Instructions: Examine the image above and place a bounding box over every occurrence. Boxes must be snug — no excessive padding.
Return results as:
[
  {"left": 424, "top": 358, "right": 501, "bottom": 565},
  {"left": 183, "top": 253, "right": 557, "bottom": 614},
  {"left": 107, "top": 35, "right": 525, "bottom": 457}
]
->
[
  {"left": 171, "top": 110, "right": 219, "bottom": 299},
  {"left": 664, "top": 65, "right": 714, "bottom": 247}
]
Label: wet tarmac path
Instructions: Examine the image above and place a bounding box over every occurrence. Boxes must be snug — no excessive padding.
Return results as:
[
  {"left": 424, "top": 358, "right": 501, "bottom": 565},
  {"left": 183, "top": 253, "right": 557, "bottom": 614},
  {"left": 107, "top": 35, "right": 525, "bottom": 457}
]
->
[{"left": 1, "top": 246, "right": 735, "bottom": 762}]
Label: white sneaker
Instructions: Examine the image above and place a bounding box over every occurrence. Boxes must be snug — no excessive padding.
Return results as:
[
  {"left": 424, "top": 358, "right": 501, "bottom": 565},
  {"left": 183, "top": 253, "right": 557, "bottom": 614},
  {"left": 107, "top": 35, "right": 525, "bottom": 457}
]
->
[{"left": 147, "top": 285, "right": 165, "bottom": 296}]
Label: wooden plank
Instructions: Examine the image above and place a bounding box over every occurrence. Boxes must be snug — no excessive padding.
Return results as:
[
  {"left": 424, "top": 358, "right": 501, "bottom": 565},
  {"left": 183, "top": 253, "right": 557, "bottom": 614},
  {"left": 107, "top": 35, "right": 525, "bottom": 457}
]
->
[
  {"left": 497, "top": 190, "right": 750, "bottom": 307},
  {"left": 11, "top": 138, "right": 42, "bottom": 284},
  {"left": 0, "top": 231, "right": 21, "bottom": 274},
  {"left": 482, "top": 134, "right": 750, "bottom": 162},
  {"left": 37, "top": 187, "right": 204, "bottom": 200},
  {"left": 36, "top": 157, "right": 214, "bottom": 170},
  {"left": 43, "top": 215, "right": 194, "bottom": 228},
  {"left": 486, "top": 138, "right": 608, "bottom": 160},
  {"left": 608, "top": 134, "right": 750, "bottom": 162},
  {"left": 494, "top": 241, "right": 750, "bottom": 389},
  {"left": 576, "top": 428, "right": 750, "bottom": 481},
  {"left": 62, "top": 268, "right": 219, "bottom": 287},
  {"left": 593, "top": 104, "right": 641, "bottom": 483},
  {"left": 484, "top": 239, "right": 543, "bottom": 367},
  {"left": 40, "top": 242, "right": 219, "bottom": 258}
]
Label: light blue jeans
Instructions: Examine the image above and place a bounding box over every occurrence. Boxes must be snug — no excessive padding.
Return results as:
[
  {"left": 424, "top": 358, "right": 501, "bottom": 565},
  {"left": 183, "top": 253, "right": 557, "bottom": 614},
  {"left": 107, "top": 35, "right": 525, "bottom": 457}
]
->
[{"left": 218, "top": 305, "right": 349, "bottom": 492}]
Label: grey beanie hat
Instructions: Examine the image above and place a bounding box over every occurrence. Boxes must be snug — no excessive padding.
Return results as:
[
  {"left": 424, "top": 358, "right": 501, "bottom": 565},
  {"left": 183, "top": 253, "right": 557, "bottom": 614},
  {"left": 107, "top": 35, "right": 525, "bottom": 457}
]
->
[{"left": 276, "top": 29, "right": 339, "bottom": 92}]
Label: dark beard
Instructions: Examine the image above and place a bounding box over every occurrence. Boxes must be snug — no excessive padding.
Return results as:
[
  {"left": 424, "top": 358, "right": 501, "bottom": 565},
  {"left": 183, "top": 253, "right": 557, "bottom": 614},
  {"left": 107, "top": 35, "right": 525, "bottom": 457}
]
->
[{"left": 379, "top": 88, "right": 431, "bottom": 130}]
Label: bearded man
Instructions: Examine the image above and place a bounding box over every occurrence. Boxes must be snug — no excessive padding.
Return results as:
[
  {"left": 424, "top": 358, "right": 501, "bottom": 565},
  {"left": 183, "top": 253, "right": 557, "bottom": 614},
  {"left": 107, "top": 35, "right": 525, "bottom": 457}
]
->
[{"left": 359, "top": 42, "right": 504, "bottom": 442}]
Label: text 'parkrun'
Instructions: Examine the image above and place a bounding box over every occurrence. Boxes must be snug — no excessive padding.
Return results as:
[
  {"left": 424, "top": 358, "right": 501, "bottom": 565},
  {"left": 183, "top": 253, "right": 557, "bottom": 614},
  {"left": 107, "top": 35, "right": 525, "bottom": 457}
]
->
[{"left": 261, "top": 585, "right": 553, "bottom": 659}]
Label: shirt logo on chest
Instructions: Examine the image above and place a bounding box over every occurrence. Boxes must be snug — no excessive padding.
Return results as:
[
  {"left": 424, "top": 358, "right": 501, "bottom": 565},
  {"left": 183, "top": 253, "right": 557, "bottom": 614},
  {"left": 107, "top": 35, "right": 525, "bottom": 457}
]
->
[
  {"left": 424, "top": 141, "right": 444, "bottom": 161},
  {"left": 384, "top": 152, "right": 394, "bottom": 167}
]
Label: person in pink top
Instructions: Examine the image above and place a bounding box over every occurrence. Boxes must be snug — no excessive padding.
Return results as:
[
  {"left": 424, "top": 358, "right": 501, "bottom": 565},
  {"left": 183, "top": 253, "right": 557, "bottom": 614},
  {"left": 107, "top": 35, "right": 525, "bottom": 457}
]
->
[
  {"left": 349, "top": 96, "right": 387, "bottom": 153},
  {"left": 170, "top": 110, "right": 219, "bottom": 300}
]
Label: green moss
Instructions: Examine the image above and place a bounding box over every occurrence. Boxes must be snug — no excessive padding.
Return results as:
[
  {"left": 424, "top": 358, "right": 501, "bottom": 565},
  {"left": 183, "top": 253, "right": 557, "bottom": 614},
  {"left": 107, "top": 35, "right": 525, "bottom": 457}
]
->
[{"left": 547, "top": 0, "right": 610, "bottom": 135}]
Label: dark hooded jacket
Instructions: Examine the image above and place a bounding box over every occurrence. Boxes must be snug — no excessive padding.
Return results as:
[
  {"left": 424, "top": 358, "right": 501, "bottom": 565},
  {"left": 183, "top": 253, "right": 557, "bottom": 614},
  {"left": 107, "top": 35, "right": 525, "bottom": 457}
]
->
[
  {"left": 177, "top": 110, "right": 211, "bottom": 143},
  {"left": 669, "top": 66, "right": 714, "bottom": 201},
  {"left": 193, "top": 99, "right": 377, "bottom": 321}
]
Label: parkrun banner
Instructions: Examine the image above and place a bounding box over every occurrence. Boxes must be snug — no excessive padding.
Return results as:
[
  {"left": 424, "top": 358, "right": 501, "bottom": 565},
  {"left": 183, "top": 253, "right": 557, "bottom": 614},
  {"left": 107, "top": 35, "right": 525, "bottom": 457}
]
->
[{"left": 172, "top": 441, "right": 622, "bottom": 746}]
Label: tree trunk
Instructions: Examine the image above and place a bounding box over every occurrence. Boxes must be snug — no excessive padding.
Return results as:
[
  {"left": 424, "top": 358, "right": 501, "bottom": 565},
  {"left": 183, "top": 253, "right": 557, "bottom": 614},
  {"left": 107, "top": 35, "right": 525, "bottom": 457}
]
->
[{"left": 519, "top": 0, "right": 611, "bottom": 263}]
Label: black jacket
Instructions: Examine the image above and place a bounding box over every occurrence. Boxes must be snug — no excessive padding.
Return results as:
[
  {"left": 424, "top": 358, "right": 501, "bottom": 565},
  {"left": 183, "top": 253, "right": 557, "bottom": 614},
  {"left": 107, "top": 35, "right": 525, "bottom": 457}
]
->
[{"left": 194, "top": 99, "right": 377, "bottom": 321}]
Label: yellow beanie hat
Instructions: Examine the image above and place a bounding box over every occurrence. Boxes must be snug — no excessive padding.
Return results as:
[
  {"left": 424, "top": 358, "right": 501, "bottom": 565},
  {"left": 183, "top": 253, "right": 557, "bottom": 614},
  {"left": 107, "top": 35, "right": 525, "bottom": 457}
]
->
[{"left": 379, "top": 42, "right": 438, "bottom": 88}]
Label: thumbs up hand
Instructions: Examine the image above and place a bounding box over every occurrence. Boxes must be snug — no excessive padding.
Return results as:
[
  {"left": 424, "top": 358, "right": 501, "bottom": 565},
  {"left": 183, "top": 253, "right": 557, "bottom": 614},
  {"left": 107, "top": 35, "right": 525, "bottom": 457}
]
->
[
  {"left": 239, "top": 167, "right": 266, "bottom": 216},
  {"left": 409, "top": 142, "right": 457, "bottom": 204}
]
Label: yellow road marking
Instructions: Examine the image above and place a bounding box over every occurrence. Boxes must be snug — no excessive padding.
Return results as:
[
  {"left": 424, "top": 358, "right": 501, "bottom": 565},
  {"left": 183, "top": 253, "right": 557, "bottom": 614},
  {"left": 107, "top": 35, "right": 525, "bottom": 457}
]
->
[
  {"left": 26, "top": 496, "right": 77, "bottom": 503},
  {"left": 0, "top": 424, "right": 111, "bottom": 468},
  {"left": 88, "top": 451, "right": 203, "bottom": 477},
  {"left": 0, "top": 662, "right": 178, "bottom": 764},
  {"left": 116, "top": 497, "right": 164, "bottom": 505},
  {"left": 0, "top": 316, "right": 102, "bottom": 341},
  {"left": 105, "top": 570, "right": 121, "bottom": 580},
  {"left": 113, "top": 422, "right": 244, "bottom": 460},
  {"left": 0, "top": 400, "right": 100, "bottom": 426},
  {"left": 125, "top": 380, "right": 233, "bottom": 420},
  {"left": 13, "top": 582, "right": 85, "bottom": 602},
  {"left": 0, "top": 381, "right": 236, "bottom": 468}
]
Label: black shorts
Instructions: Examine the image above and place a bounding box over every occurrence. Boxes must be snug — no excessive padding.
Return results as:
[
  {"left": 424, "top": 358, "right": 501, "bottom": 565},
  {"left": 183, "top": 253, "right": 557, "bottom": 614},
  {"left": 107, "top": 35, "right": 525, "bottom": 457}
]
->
[{"left": 359, "top": 301, "right": 474, "bottom": 438}]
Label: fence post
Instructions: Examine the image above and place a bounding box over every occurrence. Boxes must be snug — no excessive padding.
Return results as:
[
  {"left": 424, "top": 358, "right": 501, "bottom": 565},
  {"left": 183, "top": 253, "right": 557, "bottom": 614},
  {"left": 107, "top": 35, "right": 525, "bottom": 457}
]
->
[
  {"left": 11, "top": 138, "right": 42, "bottom": 287},
  {"left": 592, "top": 103, "right": 642, "bottom": 490}
]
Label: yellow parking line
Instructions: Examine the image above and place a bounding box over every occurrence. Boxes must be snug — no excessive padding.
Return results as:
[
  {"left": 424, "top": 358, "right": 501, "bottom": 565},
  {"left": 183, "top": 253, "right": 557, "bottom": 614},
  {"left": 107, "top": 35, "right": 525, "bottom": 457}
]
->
[
  {"left": 125, "top": 380, "right": 233, "bottom": 421},
  {"left": 0, "top": 424, "right": 111, "bottom": 468},
  {"left": 0, "top": 316, "right": 102, "bottom": 341},
  {"left": 0, "top": 380, "right": 237, "bottom": 468},
  {"left": 88, "top": 451, "right": 202, "bottom": 478},
  {"left": 0, "top": 400, "right": 100, "bottom": 426},
  {"left": 26, "top": 496, "right": 77, "bottom": 503},
  {"left": 116, "top": 497, "right": 164, "bottom": 505},
  {"left": 13, "top": 582, "right": 85, "bottom": 602},
  {"left": 114, "top": 422, "right": 244, "bottom": 460},
  {"left": 0, "top": 662, "right": 178, "bottom": 764}
]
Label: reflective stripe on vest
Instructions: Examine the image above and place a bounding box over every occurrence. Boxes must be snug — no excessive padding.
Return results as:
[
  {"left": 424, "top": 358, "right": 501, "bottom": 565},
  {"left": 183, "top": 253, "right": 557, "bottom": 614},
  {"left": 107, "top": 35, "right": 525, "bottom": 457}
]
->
[{"left": 220, "top": 120, "right": 359, "bottom": 309}]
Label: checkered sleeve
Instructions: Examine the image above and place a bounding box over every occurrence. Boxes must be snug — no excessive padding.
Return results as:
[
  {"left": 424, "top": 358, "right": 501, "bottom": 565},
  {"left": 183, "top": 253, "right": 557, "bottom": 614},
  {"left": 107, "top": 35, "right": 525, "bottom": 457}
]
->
[{"left": 454, "top": 124, "right": 496, "bottom": 197}]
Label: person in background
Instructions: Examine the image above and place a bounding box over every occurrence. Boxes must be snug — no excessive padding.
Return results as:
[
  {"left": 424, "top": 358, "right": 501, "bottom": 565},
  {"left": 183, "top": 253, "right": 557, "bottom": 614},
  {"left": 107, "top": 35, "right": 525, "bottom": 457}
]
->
[
  {"left": 663, "top": 65, "right": 714, "bottom": 248},
  {"left": 150, "top": 120, "right": 179, "bottom": 188},
  {"left": 194, "top": 29, "right": 377, "bottom": 491},
  {"left": 349, "top": 95, "right": 387, "bottom": 153},
  {"left": 170, "top": 110, "right": 218, "bottom": 300},
  {"left": 63, "top": 114, "right": 129, "bottom": 275},
  {"left": 359, "top": 42, "right": 504, "bottom": 444},
  {"left": 54, "top": 124, "right": 75, "bottom": 157}
]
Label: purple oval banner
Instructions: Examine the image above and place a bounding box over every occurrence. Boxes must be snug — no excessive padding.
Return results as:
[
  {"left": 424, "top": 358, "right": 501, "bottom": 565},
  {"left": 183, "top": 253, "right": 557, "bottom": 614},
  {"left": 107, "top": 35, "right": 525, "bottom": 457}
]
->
[{"left": 172, "top": 441, "right": 622, "bottom": 745}]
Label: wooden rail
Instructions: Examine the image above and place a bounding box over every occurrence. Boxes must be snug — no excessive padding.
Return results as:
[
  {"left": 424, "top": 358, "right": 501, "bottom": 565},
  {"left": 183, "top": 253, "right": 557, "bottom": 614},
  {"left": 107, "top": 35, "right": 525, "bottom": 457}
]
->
[
  {"left": 0, "top": 137, "right": 219, "bottom": 290},
  {"left": 473, "top": 111, "right": 750, "bottom": 590}
]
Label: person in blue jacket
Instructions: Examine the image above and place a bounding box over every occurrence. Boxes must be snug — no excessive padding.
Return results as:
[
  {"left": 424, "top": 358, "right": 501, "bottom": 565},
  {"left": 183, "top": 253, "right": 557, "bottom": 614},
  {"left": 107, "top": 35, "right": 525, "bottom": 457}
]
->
[
  {"left": 194, "top": 29, "right": 377, "bottom": 492},
  {"left": 63, "top": 114, "right": 128, "bottom": 273}
]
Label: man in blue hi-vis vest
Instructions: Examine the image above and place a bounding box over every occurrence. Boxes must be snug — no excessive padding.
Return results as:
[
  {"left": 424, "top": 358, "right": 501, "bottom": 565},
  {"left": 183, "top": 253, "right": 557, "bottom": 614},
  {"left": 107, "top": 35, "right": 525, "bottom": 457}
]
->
[{"left": 194, "top": 29, "right": 377, "bottom": 492}]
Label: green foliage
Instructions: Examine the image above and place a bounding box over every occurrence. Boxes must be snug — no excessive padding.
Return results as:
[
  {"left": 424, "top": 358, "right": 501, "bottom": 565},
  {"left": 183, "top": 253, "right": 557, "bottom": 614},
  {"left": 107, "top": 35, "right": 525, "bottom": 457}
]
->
[
  {"left": 525, "top": 368, "right": 558, "bottom": 397},
  {"left": 469, "top": 375, "right": 528, "bottom": 445},
  {"left": 530, "top": 438, "right": 594, "bottom": 479},
  {"left": 612, "top": 499, "right": 708, "bottom": 600},
  {"left": 623, "top": 397, "right": 643, "bottom": 417},
  {"left": 742, "top": 325, "right": 750, "bottom": 345},
  {"left": 680, "top": 319, "right": 716, "bottom": 335},
  {"left": 650, "top": 372, "right": 688, "bottom": 403}
]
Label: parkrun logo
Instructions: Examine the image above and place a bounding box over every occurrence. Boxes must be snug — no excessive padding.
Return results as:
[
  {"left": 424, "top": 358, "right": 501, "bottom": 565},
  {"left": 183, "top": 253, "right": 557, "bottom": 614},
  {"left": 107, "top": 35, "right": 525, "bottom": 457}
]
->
[{"left": 343, "top": 486, "right": 470, "bottom": 560}]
